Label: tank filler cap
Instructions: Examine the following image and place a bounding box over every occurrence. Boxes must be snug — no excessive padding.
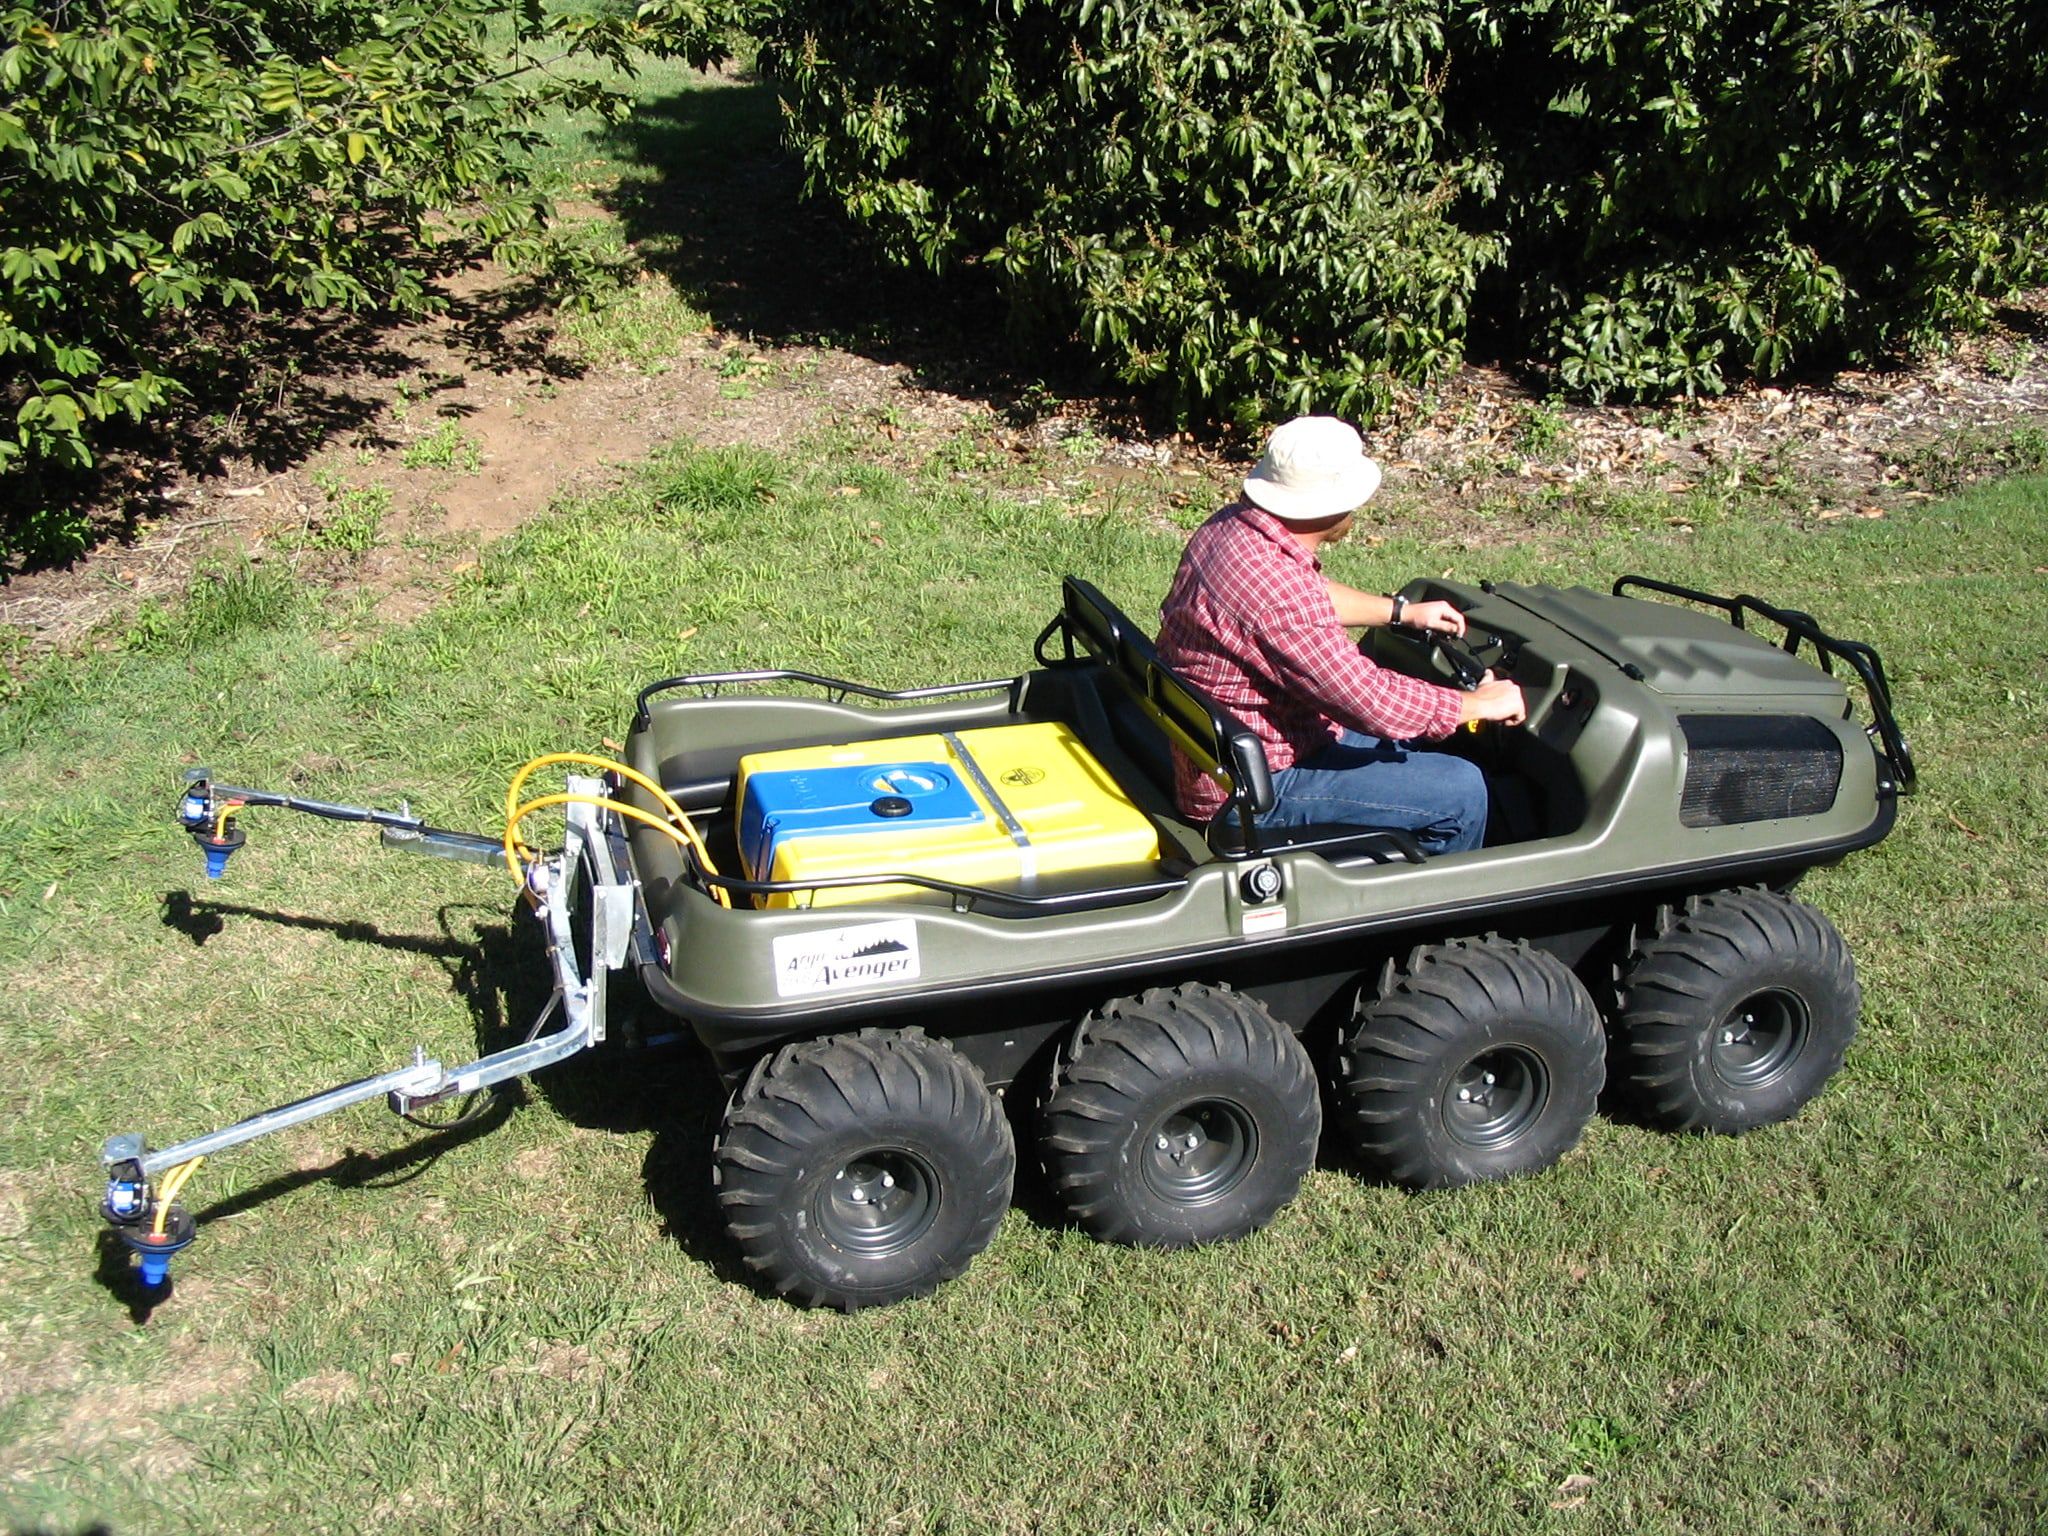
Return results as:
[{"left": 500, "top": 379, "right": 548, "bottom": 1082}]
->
[{"left": 1240, "top": 863, "right": 1283, "bottom": 904}]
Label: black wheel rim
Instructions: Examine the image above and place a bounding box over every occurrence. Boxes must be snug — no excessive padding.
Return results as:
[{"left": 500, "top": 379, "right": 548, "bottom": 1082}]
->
[
  {"left": 815, "top": 1149, "right": 940, "bottom": 1258},
  {"left": 1443, "top": 1046, "right": 1549, "bottom": 1149},
  {"left": 1710, "top": 989, "right": 1810, "bottom": 1088},
  {"left": 1141, "top": 1100, "right": 1258, "bottom": 1206}
]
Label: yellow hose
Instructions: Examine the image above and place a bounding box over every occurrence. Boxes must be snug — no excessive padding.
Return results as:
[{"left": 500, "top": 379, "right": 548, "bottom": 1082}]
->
[
  {"left": 152, "top": 1157, "right": 203, "bottom": 1236},
  {"left": 500, "top": 752, "right": 728, "bottom": 908},
  {"left": 504, "top": 752, "right": 691, "bottom": 841},
  {"left": 507, "top": 792, "right": 731, "bottom": 909}
]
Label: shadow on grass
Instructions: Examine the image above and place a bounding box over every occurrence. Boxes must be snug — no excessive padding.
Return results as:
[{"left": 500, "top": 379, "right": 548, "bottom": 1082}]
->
[
  {"left": 524, "top": 980, "right": 757, "bottom": 1295},
  {"left": 92, "top": 1098, "right": 519, "bottom": 1325},
  {"left": 157, "top": 886, "right": 760, "bottom": 1293},
  {"left": 151, "top": 887, "right": 1085, "bottom": 1304},
  {"left": 160, "top": 888, "right": 556, "bottom": 1049},
  {"left": 1994, "top": 299, "right": 2048, "bottom": 341},
  {"left": 592, "top": 75, "right": 1103, "bottom": 419},
  {"left": 94, "top": 891, "right": 565, "bottom": 1317},
  {"left": 8, "top": 249, "right": 583, "bottom": 578},
  {"left": 9, "top": 71, "right": 1121, "bottom": 576}
]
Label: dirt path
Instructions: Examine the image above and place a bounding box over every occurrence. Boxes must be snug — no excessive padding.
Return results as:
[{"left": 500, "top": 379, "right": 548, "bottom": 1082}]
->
[{"left": 4, "top": 256, "right": 2045, "bottom": 655}]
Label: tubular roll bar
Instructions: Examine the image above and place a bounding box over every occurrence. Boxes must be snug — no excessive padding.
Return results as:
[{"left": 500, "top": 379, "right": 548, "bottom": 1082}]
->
[
  {"left": 635, "top": 669, "right": 1021, "bottom": 727},
  {"left": 1613, "top": 575, "right": 1917, "bottom": 795}
]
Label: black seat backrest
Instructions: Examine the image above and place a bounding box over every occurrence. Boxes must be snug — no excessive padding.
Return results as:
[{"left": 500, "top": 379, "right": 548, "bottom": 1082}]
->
[{"left": 1041, "top": 577, "right": 1274, "bottom": 820}]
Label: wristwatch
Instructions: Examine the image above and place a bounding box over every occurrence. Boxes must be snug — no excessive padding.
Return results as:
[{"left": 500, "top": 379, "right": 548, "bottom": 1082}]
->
[{"left": 1388, "top": 593, "right": 1408, "bottom": 626}]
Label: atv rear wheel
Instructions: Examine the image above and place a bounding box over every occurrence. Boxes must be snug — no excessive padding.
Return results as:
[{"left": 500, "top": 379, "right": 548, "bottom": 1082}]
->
[
  {"left": 1334, "top": 938, "right": 1605, "bottom": 1189},
  {"left": 713, "top": 1028, "right": 1014, "bottom": 1310},
  {"left": 1039, "top": 983, "right": 1320, "bottom": 1247},
  {"left": 1611, "top": 889, "right": 1858, "bottom": 1133}
]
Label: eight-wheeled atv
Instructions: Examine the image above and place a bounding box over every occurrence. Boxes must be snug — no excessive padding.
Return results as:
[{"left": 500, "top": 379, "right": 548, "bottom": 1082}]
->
[{"left": 101, "top": 574, "right": 1912, "bottom": 1310}]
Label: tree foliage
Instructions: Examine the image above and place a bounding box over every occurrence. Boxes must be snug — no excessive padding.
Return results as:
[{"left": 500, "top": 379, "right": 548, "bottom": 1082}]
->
[
  {"left": 763, "top": 0, "right": 1502, "bottom": 427},
  {"left": 0, "top": 0, "right": 750, "bottom": 557},
  {"left": 1464, "top": 0, "right": 2048, "bottom": 399},
  {"left": 760, "top": 0, "right": 2048, "bottom": 424}
]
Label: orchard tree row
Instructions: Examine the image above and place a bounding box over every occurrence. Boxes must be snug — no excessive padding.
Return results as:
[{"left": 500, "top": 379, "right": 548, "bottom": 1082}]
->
[
  {"left": 761, "top": 0, "right": 2048, "bottom": 425},
  {"left": 7, "top": 1, "right": 2045, "bottom": 558}
]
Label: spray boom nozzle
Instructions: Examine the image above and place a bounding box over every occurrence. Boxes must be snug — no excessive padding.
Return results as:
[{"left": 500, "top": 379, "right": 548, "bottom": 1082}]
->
[
  {"left": 192, "top": 821, "right": 245, "bottom": 878},
  {"left": 178, "top": 775, "right": 245, "bottom": 878},
  {"left": 119, "top": 1204, "right": 195, "bottom": 1288}
]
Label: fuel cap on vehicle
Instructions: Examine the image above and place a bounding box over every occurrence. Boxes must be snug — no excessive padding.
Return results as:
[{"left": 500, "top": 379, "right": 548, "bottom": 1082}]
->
[{"left": 1240, "top": 863, "right": 1283, "bottom": 903}]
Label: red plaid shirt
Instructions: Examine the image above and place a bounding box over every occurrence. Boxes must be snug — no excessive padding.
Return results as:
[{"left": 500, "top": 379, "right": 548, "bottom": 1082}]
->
[{"left": 1156, "top": 502, "right": 1464, "bottom": 821}]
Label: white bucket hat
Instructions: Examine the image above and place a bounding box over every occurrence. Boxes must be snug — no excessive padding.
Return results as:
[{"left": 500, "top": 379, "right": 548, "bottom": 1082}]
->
[{"left": 1242, "top": 415, "right": 1383, "bottom": 522}]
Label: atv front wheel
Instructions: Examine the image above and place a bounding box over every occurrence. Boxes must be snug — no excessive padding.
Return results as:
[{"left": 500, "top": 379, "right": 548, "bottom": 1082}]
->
[
  {"left": 1334, "top": 938, "right": 1605, "bottom": 1189},
  {"left": 1611, "top": 889, "right": 1859, "bottom": 1133},
  {"left": 713, "top": 1028, "right": 1014, "bottom": 1310},
  {"left": 1040, "top": 983, "right": 1320, "bottom": 1247}
]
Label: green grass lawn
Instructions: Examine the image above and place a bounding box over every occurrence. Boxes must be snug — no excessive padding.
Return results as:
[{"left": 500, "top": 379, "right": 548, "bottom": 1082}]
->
[{"left": 1, "top": 430, "right": 2043, "bottom": 1532}]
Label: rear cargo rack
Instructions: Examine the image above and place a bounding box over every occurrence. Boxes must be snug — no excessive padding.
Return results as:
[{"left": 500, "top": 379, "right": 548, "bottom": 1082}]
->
[{"left": 1613, "top": 575, "right": 1917, "bottom": 795}]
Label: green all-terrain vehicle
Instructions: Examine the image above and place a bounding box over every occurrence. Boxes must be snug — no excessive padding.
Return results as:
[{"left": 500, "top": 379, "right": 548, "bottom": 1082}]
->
[{"left": 101, "top": 574, "right": 1913, "bottom": 1310}]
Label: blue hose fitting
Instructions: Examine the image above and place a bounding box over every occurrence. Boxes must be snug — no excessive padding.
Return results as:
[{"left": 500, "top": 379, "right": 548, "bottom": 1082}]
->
[
  {"left": 119, "top": 1204, "right": 195, "bottom": 1289},
  {"left": 103, "top": 1171, "right": 149, "bottom": 1225}
]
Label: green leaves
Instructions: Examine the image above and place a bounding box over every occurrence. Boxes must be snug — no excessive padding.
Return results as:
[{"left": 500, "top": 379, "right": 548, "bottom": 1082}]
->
[
  {"left": 763, "top": 0, "right": 1498, "bottom": 426},
  {"left": 763, "top": 0, "right": 2048, "bottom": 420},
  {"left": 1, "top": 0, "right": 754, "bottom": 558},
  {"left": 1460, "top": 0, "right": 2048, "bottom": 400}
]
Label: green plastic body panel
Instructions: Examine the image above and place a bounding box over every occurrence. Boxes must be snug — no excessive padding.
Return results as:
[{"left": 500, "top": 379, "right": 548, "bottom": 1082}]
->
[{"left": 621, "top": 581, "right": 1898, "bottom": 1088}]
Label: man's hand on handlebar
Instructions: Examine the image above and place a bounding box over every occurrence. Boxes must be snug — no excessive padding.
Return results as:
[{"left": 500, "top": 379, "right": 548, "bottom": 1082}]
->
[
  {"left": 1458, "top": 675, "right": 1527, "bottom": 728},
  {"left": 1400, "top": 599, "right": 1466, "bottom": 636}
]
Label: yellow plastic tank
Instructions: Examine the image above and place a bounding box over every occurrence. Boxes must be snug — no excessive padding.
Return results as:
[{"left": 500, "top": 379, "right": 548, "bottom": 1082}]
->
[{"left": 735, "top": 722, "right": 1160, "bottom": 908}]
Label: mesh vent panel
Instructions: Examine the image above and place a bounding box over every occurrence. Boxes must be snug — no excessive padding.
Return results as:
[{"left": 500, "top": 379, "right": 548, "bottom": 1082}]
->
[{"left": 1680, "top": 715, "right": 1843, "bottom": 827}]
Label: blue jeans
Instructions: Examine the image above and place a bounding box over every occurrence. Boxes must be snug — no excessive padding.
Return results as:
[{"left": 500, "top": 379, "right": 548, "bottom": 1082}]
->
[{"left": 1258, "top": 729, "right": 1488, "bottom": 854}]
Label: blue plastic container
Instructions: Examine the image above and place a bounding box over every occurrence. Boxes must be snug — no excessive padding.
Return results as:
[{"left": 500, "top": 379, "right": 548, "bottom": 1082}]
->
[{"left": 737, "top": 760, "right": 986, "bottom": 882}]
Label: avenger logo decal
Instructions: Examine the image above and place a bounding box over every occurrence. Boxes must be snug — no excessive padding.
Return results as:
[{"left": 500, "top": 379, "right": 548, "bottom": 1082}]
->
[{"left": 773, "top": 919, "right": 921, "bottom": 997}]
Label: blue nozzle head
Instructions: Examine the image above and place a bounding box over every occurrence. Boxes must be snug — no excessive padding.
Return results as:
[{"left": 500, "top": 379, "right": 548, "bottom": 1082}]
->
[
  {"left": 118, "top": 1205, "right": 195, "bottom": 1290},
  {"left": 191, "top": 821, "right": 246, "bottom": 879}
]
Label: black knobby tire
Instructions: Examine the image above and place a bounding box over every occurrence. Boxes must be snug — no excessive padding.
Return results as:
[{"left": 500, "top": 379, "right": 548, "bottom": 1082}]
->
[
  {"left": 1612, "top": 888, "right": 1859, "bottom": 1134},
  {"left": 713, "top": 1028, "right": 1015, "bottom": 1310},
  {"left": 1039, "top": 982, "right": 1321, "bottom": 1248},
  {"left": 1334, "top": 938, "right": 1605, "bottom": 1190}
]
